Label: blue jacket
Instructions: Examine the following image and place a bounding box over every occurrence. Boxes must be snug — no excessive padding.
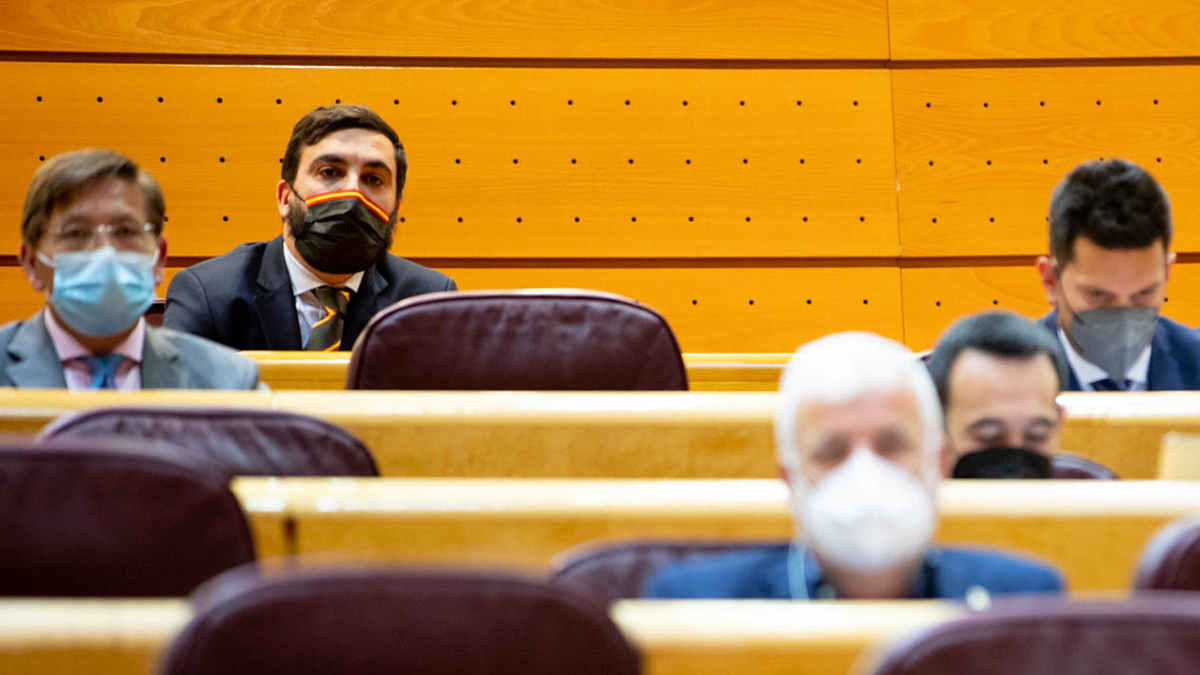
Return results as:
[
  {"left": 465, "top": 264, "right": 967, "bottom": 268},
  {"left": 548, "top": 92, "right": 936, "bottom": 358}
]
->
[
  {"left": 643, "top": 545, "right": 1063, "bottom": 600},
  {"left": 1038, "top": 311, "right": 1200, "bottom": 391}
]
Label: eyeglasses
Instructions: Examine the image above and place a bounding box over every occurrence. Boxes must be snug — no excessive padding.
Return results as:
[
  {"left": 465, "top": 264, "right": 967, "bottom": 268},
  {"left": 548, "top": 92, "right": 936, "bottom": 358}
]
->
[{"left": 44, "top": 221, "right": 157, "bottom": 252}]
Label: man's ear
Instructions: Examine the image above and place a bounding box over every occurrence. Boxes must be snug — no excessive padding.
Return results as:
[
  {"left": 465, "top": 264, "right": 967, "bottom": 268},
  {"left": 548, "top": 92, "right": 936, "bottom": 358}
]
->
[
  {"left": 153, "top": 238, "right": 168, "bottom": 288},
  {"left": 777, "top": 464, "right": 791, "bottom": 484},
  {"left": 938, "top": 440, "right": 952, "bottom": 478},
  {"left": 276, "top": 180, "right": 292, "bottom": 220},
  {"left": 1036, "top": 256, "right": 1060, "bottom": 307},
  {"left": 1166, "top": 250, "right": 1177, "bottom": 283},
  {"left": 1055, "top": 401, "right": 1066, "bottom": 430},
  {"left": 18, "top": 241, "right": 45, "bottom": 293}
]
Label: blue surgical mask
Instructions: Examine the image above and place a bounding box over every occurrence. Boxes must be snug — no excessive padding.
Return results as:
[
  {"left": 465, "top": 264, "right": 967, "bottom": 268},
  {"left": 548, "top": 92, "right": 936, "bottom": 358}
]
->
[{"left": 37, "top": 246, "right": 158, "bottom": 337}]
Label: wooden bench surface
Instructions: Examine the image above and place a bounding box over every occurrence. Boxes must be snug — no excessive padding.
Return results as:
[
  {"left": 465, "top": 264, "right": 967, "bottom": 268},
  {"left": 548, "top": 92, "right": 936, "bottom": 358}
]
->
[
  {"left": 3, "top": 389, "right": 1197, "bottom": 480},
  {"left": 246, "top": 351, "right": 791, "bottom": 391},
  {"left": 232, "top": 478, "right": 1200, "bottom": 591},
  {"left": 0, "top": 598, "right": 960, "bottom": 675}
]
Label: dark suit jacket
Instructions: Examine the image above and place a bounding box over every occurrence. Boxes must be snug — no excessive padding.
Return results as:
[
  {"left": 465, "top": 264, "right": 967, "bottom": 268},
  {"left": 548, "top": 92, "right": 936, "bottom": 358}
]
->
[
  {"left": 163, "top": 236, "right": 457, "bottom": 351},
  {"left": 0, "top": 310, "right": 260, "bottom": 390},
  {"left": 1038, "top": 311, "right": 1200, "bottom": 391},
  {"left": 643, "top": 545, "right": 1064, "bottom": 600}
]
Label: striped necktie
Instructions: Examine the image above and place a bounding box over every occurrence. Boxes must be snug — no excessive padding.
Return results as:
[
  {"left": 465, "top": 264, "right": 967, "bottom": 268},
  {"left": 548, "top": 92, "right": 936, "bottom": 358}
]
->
[
  {"left": 83, "top": 353, "right": 125, "bottom": 390},
  {"left": 305, "top": 286, "right": 351, "bottom": 352},
  {"left": 1091, "top": 377, "right": 1130, "bottom": 392}
]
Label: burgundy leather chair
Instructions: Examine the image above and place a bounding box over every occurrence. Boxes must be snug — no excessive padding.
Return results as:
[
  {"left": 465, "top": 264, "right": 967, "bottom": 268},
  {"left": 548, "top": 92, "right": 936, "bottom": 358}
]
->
[
  {"left": 0, "top": 437, "right": 255, "bottom": 597},
  {"left": 1134, "top": 517, "right": 1200, "bottom": 591},
  {"left": 551, "top": 539, "right": 786, "bottom": 606},
  {"left": 40, "top": 407, "right": 378, "bottom": 476},
  {"left": 1051, "top": 453, "right": 1118, "bottom": 479},
  {"left": 158, "top": 565, "right": 641, "bottom": 675},
  {"left": 346, "top": 289, "right": 688, "bottom": 390},
  {"left": 865, "top": 595, "right": 1200, "bottom": 675}
]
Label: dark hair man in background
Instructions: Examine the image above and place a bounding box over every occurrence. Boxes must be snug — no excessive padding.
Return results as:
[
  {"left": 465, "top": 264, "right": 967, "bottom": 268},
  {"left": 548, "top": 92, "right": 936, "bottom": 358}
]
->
[
  {"left": 4, "top": 149, "right": 259, "bottom": 389},
  {"left": 164, "top": 105, "right": 456, "bottom": 351},
  {"left": 1036, "top": 158, "right": 1200, "bottom": 391},
  {"left": 926, "top": 311, "right": 1068, "bottom": 479}
]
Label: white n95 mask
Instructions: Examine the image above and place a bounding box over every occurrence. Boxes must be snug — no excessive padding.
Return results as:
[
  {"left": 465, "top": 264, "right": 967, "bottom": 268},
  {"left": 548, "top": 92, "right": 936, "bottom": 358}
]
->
[{"left": 796, "top": 449, "right": 937, "bottom": 573}]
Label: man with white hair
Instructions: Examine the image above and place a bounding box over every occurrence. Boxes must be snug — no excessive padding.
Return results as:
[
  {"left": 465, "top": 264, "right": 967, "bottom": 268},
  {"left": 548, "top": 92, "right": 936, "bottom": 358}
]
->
[{"left": 644, "top": 332, "right": 1064, "bottom": 600}]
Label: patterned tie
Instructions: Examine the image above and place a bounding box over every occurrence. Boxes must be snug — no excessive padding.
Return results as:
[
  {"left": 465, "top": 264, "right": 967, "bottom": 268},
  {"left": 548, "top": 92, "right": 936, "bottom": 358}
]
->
[
  {"left": 305, "top": 286, "right": 351, "bottom": 352},
  {"left": 83, "top": 353, "right": 125, "bottom": 390},
  {"left": 1091, "top": 377, "right": 1130, "bottom": 392}
]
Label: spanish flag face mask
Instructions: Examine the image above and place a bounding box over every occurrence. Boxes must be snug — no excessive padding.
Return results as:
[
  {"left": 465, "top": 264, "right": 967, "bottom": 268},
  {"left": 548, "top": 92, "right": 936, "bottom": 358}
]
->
[{"left": 287, "top": 188, "right": 395, "bottom": 275}]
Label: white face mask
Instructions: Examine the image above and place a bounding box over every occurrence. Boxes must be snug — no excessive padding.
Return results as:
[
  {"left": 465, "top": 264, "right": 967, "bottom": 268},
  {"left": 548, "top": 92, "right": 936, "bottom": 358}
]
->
[{"left": 794, "top": 448, "right": 937, "bottom": 573}]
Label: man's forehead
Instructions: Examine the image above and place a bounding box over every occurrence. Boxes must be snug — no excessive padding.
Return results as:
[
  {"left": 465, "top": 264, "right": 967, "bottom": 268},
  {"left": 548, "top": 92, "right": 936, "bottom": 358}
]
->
[
  {"left": 797, "top": 385, "right": 921, "bottom": 432},
  {"left": 300, "top": 128, "right": 395, "bottom": 169},
  {"left": 50, "top": 176, "right": 146, "bottom": 222}
]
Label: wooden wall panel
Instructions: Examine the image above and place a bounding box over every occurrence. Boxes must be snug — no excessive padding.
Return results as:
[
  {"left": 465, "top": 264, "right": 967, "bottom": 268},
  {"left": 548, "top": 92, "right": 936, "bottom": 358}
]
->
[
  {"left": 901, "top": 262, "right": 1200, "bottom": 350},
  {"left": 440, "top": 264, "right": 904, "bottom": 353},
  {"left": 890, "top": 0, "right": 1200, "bottom": 61},
  {"left": 0, "top": 1, "right": 889, "bottom": 60},
  {"left": 1, "top": 62, "right": 899, "bottom": 259},
  {"left": 894, "top": 66, "right": 1200, "bottom": 257}
]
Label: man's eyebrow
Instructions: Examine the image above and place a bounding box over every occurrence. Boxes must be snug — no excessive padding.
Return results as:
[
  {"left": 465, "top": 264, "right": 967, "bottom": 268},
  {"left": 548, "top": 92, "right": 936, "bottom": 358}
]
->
[
  {"left": 965, "top": 418, "right": 1005, "bottom": 433},
  {"left": 1076, "top": 283, "right": 1114, "bottom": 296},
  {"left": 308, "top": 154, "right": 348, "bottom": 167},
  {"left": 1024, "top": 418, "right": 1056, "bottom": 430},
  {"left": 362, "top": 159, "right": 394, "bottom": 176},
  {"left": 1134, "top": 281, "right": 1163, "bottom": 296}
]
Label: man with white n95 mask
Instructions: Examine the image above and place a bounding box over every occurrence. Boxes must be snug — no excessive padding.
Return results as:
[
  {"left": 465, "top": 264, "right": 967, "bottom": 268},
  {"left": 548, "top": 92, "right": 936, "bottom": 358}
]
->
[
  {"left": 644, "top": 332, "right": 1064, "bottom": 600},
  {"left": 1, "top": 149, "right": 260, "bottom": 390}
]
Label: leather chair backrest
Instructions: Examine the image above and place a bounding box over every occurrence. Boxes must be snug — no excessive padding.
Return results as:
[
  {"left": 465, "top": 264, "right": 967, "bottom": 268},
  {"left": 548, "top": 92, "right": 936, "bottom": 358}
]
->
[
  {"left": 0, "top": 436, "right": 254, "bottom": 596},
  {"left": 41, "top": 407, "right": 378, "bottom": 476},
  {"left": 159, "top": 565, "right": 641, "bottom": 675},
  {"left": 866, "top": 595, "right": 1200, "bottom": 675},
  {"left": 1134, "top": 517, "right": 1200, "bottom": 591},
  {"left": 551, "top": 539, "right": 787, "bottom": 605},
  {"left": 1052, "top": 453, "right": 1118, "bottom": 480},
  {"left": 346, "top": 289, "right": 688, "bottom": 390}
]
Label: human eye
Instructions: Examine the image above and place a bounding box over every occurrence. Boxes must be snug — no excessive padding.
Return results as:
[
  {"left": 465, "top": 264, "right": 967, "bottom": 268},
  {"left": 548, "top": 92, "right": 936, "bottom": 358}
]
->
[
  {"left": 316, "top": 165, "right": 342, "bottom": 180},
  {"left": 363, "top": 173, "right": 386, "bottom": 187}
]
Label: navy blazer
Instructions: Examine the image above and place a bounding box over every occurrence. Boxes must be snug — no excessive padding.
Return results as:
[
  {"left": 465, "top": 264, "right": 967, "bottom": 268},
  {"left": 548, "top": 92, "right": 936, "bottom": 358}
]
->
[
  {"left": 643, "top": 545, "right": 1063, "bottom": 600},
  {"left": 163, "top": 236, "right": 456, "bottom": 351},
  {"left": 1038, "top": 311, "right": 1200, "bottom": 391}
]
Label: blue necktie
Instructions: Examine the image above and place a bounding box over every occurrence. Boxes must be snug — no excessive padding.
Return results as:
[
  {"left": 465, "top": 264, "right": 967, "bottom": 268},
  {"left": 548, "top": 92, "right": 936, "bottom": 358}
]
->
[
  {"left": 83, "top": 354, "right": 125, "bottom": 390},
  {"left": 1091, "top": 377, "right": 1130, "bottom": 392}
]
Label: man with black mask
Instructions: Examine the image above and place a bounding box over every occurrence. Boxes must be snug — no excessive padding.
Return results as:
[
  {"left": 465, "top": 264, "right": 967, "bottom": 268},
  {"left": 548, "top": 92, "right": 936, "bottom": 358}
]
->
[
  {"left": 164, "top": 105, "right": 456, "bottom": 351},
  {"left": 926, "top": 311, "right": 1070, "bottom": 479},
  {"left": 1032, "top": 159, "right": 1200, "bottom": 391}
]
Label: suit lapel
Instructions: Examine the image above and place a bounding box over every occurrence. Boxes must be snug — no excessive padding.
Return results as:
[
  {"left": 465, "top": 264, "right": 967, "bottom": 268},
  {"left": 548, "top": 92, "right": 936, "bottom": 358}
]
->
[
  {"left": 141, "top": 326, "right": 186, "bottom": 389},
  {"left": 342, "top": 264, "right": 391, "bottom": 350},
  {"left": 254, "top": 236, "right": 304, "bottom": 350},
  {"left": 1147, "top": 319, "right": 1180, "bottom": 390},
  {"left": 5, "top": 310, "right": 69, "bottom": 388}
]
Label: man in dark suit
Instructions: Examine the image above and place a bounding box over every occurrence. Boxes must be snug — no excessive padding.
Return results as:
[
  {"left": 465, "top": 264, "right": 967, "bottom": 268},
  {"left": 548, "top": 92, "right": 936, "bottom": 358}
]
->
[
  {"left": 164, "top": 105, "right": 456, "bottom": 351},
  {"left": 1035, "top": 158, "right": 1200, "bottom": 391},
  {"left": 5, "top": 149, "right": 260, "bottom": 390},
  {"left": 644, "top": 332, "right": 1064, "bottom": 600}
]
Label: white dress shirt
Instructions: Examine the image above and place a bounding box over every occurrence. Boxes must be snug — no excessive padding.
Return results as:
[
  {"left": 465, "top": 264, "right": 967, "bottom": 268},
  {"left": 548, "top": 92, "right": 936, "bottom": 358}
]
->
[
  {"left": 282, "top": 243, "right": 363, "bottom": 348},
  {"left": 1057, "top": 328, "right": 1151, "bottom": 392}
]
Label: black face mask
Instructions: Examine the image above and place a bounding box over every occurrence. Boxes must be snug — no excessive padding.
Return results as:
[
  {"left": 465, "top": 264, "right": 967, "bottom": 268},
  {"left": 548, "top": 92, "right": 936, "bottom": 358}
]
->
[
  {"left": 952, "top": 447, "right": 1053, "bottom": 479},
  {"left": 288, "top": 188, "right": 396, "bottom": 274}
]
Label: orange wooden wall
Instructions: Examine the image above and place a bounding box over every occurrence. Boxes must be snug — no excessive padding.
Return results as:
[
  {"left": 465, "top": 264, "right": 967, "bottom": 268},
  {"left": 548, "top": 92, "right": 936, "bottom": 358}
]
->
[{"left": 3, "top": 1, "right": 1200, "bottom": 351}]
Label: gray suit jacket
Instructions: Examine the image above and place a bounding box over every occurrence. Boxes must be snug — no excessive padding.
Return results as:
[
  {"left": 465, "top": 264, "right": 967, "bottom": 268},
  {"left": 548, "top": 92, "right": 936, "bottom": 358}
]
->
[{"left": 0, "top": 311, "right": 261, "bottom": 390}]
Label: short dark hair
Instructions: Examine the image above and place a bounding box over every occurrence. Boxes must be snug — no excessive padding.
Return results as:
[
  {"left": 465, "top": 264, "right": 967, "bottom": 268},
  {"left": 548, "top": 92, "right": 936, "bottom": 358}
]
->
[
  {"left": 281, "top": 105, "right": 407, "bottom": 200},
  {"left": 21, "top": 148, "right": 165, "bottom": 247},
  {"left": 1048, "top": 158, "right": 1171, "bottom": 265},
  {"left": 926, "top": 311, "right": 1069, "bottom": 408}
]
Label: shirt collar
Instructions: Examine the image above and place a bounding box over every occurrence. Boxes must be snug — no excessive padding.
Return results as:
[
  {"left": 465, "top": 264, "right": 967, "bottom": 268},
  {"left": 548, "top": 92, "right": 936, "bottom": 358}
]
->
[
  {"left": 44, "top": 308, "right": 146, "bottom": 364},
  {"left": 1057, "top": 327, "right": 1151, "bottom": 387},
  {"left": 788, "top": 544, "right": 940, "bottom": 600},
  {"left": 282, "top": 240, "right": 364, "bottom": 297}
]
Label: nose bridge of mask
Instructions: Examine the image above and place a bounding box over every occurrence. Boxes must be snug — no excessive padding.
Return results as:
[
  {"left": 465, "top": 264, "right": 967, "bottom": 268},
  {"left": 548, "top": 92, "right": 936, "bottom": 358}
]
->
[
  {"left": 304, "top": 189, "right": 390, "bottom": 223},
  {"left": 38, "top": 245, "right": 160, "bottom": 269}
]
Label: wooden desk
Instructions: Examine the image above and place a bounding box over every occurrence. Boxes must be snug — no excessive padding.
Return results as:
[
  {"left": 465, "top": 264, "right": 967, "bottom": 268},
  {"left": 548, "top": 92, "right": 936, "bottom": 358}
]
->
[
  {"left": 0, "top": 598, "right": 960, "bottom": 675},
  {"left": 3, "top": 389, "right": 1198, "bottom": 480},
  {"left": 232, "top": 478, "right": 1200, "bottom": 591},
  {"left": 245, "top": 351, "right": 790, "bottom": 392}
]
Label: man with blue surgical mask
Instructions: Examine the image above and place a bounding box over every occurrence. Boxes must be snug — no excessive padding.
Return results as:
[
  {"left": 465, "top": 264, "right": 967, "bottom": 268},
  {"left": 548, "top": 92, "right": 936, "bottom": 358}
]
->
[
  {"left": 644, "top": 332, "right": 1063, "bottom": 600},
  {"left": 1036, "top": 159, "right": 1200, "bottom": 391},
  {"left": 2, "top": 149, "right": 260, "bottom": 390}
]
